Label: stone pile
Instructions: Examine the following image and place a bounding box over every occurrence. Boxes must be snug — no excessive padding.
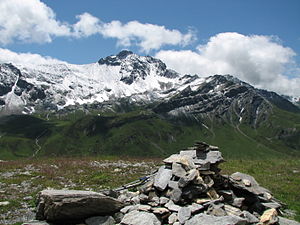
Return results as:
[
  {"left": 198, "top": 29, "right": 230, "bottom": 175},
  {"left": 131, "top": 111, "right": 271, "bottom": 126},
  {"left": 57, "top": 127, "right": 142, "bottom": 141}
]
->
[
  {"left": 115, "top": 142, "right": 288, "bottom": 225},
  {"left": 31, "top": 141, "right": 300, "bottom": 225}
]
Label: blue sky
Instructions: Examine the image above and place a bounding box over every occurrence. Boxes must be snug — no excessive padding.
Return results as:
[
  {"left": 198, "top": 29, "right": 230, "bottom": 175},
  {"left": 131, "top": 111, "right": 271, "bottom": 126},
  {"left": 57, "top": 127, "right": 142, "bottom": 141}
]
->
[{"left": 0, "top": 0, "right": 299, "bottom": 96}]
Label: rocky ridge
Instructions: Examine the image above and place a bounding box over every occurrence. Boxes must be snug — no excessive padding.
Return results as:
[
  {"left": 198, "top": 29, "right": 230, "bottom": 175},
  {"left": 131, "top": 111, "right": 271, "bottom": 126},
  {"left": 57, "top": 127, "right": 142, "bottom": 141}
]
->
[{"left": 28, "top": 142, "right": 299, "bottom": 225}]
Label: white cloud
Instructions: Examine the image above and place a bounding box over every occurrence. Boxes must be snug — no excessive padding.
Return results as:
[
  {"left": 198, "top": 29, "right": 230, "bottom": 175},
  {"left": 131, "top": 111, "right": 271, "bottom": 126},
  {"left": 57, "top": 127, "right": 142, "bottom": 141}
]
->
[
  {"left": 0, "top": 48, "right": 65, "bottom": 65},
  {"left": 73, "top": 13, "right": 101, "bottom": 38},
  {"left": 99, "top": 20, "right": 196, "bottom": 52},
  {"left": 0, "top": 0, "right": 195, "bottom": 51},
  {"left": 156, "top": 32, "right": 300, "bottom": 97},
  {"left": 0, "top": 0, "right": 71, "bottom": 44}
]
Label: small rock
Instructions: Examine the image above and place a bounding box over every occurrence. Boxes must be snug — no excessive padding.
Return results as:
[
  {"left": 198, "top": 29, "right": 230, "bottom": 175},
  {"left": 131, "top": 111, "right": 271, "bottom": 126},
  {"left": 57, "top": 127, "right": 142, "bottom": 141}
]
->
[
  {"left": 0, "top": 201, "right": 10, "bottom": 206},
  {"left": 151, "top": 207, "right": 169, "bottom": 214},
  {"left": 159, "top": 197, "right": 169, "bottom": 205},
  {"left": 172, "top": 162, "right": 186, "bottom": 178},
  {"left": 242, "top": 179, "right": 251, "bottom": 186},
  {"left": 260, "top": 208, "right": 278, "bottom": 225},
  {"left": 241, "top": 210, "right": 259, "bottom": 224},
  {"left": 180, "top": 150, "right": 196, "bottom": 158},
  {"left": 224, "top": 204, "right": 242, "bottom": 217},
  {"left": 170, "top": 188, "right": 182, "bottom": 203},
  {"left": 120, "top": 205, "right": 138, "bottom": 214},
  {"left": 154, "top": 166, "right": 172, "bottom": 191},
  {"left": 138, "top": 204, "right": 151, "bottom": 211},
  {"left": 188, "top": 203, "right": 204, "bottom": 214},
  {"left": 278, "top": 216, "right": 300, "bottom": 225},
  {"left": 168, "top": 213, "right": 178, "bottom": 224},
  {"left": 168, "top": 180, "right": 179, "bottom": 190},
  {"left": 178, "top": 207, "right": 191, "bottom": 224},
  {"left": 207, "top": 204, "right": 226, "bottom": 216},
  {"left": 261, "top": 202, "right": 281, "bottom": 209},
  {"left": 232, "top": 197, "right": 245, "bottom": 208},
  {"left": 165, "top": 200, "right": 181, "bottom": 212},
  {"left": 185, "top": 213, "right": 247, "bottom": 225},
  {"left": 121, "top": 210, "right": 161, "bottom": 225},
  {"left": 85, "top": 216, "right": 115, "bottom": 225}
]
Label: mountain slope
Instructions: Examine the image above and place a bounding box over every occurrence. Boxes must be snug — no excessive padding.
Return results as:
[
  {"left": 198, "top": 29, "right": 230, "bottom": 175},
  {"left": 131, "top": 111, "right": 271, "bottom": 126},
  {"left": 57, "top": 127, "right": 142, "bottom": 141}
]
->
[{"left": 0, "top": 51, "right": 299, "bottom": 159}]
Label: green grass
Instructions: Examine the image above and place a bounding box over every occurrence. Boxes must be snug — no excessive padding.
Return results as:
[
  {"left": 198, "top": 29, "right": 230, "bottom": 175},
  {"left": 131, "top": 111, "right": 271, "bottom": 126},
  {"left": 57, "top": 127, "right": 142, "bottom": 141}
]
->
[
  {"left": 0, "top": 107, "right": 299, "bottom": 160},
  {"left": 221, "top": 158, "right": 300, "bottom": 222},
  {"left": 0, "top": 157, "right": 299, "bottom": 223}
]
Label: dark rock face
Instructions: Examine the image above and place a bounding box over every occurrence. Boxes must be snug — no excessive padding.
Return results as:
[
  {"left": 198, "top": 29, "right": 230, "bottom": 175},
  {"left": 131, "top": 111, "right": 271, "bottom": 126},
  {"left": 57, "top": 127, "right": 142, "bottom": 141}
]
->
[
  {"left": 153, "top": 75, "right": 272, "bottom": 128},
  {"left": 0, "top": 99, "right": 5, "bottom": 105},
  {"left": 36, "top": 190, "right": 124, "bottom": 223}
]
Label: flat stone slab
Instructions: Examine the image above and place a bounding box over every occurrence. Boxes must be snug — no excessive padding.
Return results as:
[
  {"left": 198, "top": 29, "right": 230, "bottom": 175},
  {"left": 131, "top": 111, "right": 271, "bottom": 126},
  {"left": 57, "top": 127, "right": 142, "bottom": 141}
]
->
[
  {"left": 185, "top": 213, "right": 247, "bottom": 225},
  {"left": 36, "top": 189, "right": 124, "bottom": 222},
  {"left": 230, "top": 172, "right": 271, "bottom": 196}
]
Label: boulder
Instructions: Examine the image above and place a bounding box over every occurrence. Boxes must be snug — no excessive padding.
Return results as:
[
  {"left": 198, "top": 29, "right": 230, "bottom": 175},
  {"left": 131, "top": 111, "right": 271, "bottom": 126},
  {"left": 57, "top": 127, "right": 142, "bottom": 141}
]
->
[{"left": 36, "top": 189, "right": 124, "bottom": 222}]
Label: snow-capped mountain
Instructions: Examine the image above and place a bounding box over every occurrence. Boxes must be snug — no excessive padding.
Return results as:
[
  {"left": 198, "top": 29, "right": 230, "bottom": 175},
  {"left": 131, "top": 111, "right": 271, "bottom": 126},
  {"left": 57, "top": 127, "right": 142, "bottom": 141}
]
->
[{"left": 0, "top": 50, "right": 298, "bottom": 120}]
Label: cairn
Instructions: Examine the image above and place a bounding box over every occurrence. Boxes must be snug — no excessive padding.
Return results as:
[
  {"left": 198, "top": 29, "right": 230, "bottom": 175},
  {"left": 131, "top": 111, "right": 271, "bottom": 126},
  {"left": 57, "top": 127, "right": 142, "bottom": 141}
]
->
[
  {"left": 117, "top": 142, "right": 284, "bottom": 225},
  {"left": 34, "top": 141, "right": 298, "bottom": 225}
]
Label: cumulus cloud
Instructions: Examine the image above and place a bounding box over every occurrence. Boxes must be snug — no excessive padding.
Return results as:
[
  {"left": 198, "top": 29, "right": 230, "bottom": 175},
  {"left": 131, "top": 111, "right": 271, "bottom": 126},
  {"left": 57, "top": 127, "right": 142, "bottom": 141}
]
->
[
  {"left": 0, "top": 48, "right": 65, "bottom": 65},
  {"left": 99, "top": 20, "right": 196, "bottom": 52},
  {"left": 0, "top": 0, "right": 71, "bottom": 44},
  {"left": 0, "top": 0, "right": 195, "bottom": 51},
  {"left": 73, "top": 13, "right": 101, "bottom": 38},
  {"left": 156, "top": 32, "right": 300, "bottom": 97}
]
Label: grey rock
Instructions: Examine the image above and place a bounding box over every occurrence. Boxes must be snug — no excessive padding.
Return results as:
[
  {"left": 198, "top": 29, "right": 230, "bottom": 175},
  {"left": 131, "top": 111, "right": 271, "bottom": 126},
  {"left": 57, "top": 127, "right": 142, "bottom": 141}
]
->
[
  {"left": 178, "top": 207, "right": 191, "bottom": 224},
  {"left": 165, "top": 200, "right": 181, "bottom": 212},
  {"left": 186, "top": 169, "right": 199, "bottom": 182},
  {"left": 131, "top": 195, "right": 140, "bottom": 204},
  {"left": 168, "top": 213, "right": 178, "bottom": 224},
  {"left": 138, "top": 179, "right": 154, "bottom": 193},
  {"left": 121, "top": 210, "right": 161, "bottom": 225},
  {"left": 154, "top": 166, "right": 172, "bottom": 191},
  {"left": 172, "top": 162, "right": 186, "bottom": 178},
  {"left": 207, "top": 204, "right": 226, "bottom": 217},
  {"left": 180, "top": 150, "right": 196, "bottom": 158},
  {"left": 36, "top": 189, "right": 124, "bottom": 222},
  {"left": 159, "top": 197, "right": 169, "bottom": 205},
  {"left": 188, "top": 203, "right": 204, "bottom": 214},
  {"left": 241, "top": 211, "right": 259, "bottom": 223},
  {"left": 139, "top": 193, "right": 149, "bottom": 202},
  {"left": 120, "top": 205, "right": 138, "bottom": 214},
  {"left": 85, "top": 216, "right": 115, "bottom": 225},
  {"left": 178, "top": 176, "right": 189, "bottom": 188},
  {"left": 138, "top": 204, "right": 151, "bottom": 211},
  {"left": 218, "top": 190, "right": 234, "bottom": 201},
  {"left": 230, "top": 172, "right": 270, "bottom": 196},
  {"left": 185, "top": 213, "right": 247, "bottom": 225},
  {"left": 168, "top": 180, "right": 179, "bottom": 190},
  {"left": 113, "top": 212, "right": 124, "bottom": 223},
  {"left": 21, "top": 221, "right": 50, "bottom": 225},
  {"left": 278, "top": 216, "right": 300, "bottom": 225},
  {"left": 261, "top": 202, "right": 281, "bottom": 209},
  {"left": 224, "top": 204, "right": 242, "bottom": 217},
  {"left": 232, "top": 197, "right": 244, "bottom": 208},
  {"left": 170, "top": 188, "right": 182, "bottom": 203},
  {"left": 163, "top": 154, "right": 181, "bottom": 164},
  {"left": 151, "top": 207, "right": 169, "bottom": 214}
]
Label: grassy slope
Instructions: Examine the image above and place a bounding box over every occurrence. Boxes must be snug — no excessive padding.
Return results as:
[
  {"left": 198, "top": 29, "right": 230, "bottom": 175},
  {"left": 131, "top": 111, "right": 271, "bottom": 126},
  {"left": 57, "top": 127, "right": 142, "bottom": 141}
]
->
[{"left": 0, "top": 106, "right": 299, "bottom": 160}]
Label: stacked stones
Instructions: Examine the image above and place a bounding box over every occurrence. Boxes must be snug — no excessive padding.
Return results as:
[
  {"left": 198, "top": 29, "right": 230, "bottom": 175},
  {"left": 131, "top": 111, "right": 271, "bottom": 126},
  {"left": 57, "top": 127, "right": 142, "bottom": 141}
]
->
[{"left": 117, "top": 142, "right": 285, "bottom": 225}]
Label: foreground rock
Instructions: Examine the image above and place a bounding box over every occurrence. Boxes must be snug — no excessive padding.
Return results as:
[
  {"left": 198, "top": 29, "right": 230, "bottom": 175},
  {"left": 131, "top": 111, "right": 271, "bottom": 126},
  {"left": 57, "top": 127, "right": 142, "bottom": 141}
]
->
[{"left": 36, "top": 190, "right": 124, "bottom": 223}]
